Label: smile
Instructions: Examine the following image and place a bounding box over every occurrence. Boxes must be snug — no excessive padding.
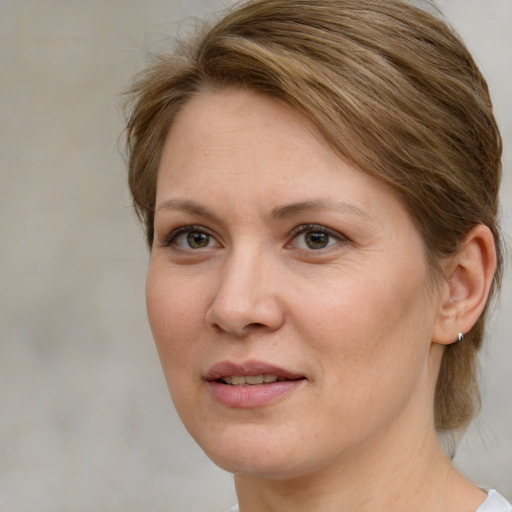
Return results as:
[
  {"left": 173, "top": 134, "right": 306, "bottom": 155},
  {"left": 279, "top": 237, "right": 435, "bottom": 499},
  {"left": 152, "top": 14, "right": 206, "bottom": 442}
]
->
[
  {"left": 219, "top": 374, "right": 285, "bottom": 385},
  {"left": 205, "top": 361, "right": 307, "bottom": 407}
]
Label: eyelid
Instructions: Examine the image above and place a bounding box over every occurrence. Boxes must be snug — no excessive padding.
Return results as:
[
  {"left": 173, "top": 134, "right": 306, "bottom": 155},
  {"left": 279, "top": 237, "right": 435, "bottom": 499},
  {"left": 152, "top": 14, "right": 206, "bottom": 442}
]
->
[
  {"left": 287, "top": 223, "right": 348, "bottom": 250},
  {"left": 161, "top": 224, "right": 220, "bottom": 248},
  {"left": 159, "top": 223, "right": 347, "bottom": 251}
]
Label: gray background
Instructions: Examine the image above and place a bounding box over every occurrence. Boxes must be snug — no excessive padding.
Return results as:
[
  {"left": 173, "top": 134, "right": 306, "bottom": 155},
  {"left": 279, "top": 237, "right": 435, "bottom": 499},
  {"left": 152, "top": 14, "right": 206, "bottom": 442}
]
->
[{"left": 0, "top": 1, "right": 510, "bottom": 511}]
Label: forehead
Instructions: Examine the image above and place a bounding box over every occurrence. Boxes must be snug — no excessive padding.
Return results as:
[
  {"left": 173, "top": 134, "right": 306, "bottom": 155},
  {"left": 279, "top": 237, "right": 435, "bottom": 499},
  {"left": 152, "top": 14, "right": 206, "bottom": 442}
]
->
[
  {"left": 159, "top": 89, "right": 359, "bottom": 197},
  {"left": 157, "top": 88, "right": 412, "bottom": 225},
  {"left": 164, "top": 88, "right": 330, "bottom": 168}
]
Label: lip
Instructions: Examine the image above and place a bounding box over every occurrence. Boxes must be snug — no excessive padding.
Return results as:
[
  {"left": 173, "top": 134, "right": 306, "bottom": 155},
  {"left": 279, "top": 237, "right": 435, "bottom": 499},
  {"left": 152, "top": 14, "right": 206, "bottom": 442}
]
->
[
  {"left": 205, "top": 360, "right": 305, "bottom": 381},
  {"left": 204, "top": 360, "right": 306, "bottom": 408}
]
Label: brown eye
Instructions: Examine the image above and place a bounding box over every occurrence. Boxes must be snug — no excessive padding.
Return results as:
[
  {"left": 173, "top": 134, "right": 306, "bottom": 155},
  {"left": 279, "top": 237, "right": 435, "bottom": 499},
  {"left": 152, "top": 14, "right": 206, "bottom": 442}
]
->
[
  {"left": 289, "top": 224, "right": 344, "bottom": 251},
  {"left": 168, "top": 226, "right": 220, "bottom": 250},
  {"left": 187, "top": 231, "right": 211, "bottom": 248},
  {"left": 304, "top": 232, "right": 330, "bottom": 249}
]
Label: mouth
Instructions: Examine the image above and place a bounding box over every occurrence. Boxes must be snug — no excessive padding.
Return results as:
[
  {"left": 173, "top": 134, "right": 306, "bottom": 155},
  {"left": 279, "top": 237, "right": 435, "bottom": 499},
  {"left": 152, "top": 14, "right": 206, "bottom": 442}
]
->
[
  {"left": 216, "top": 374, "right": 303, "bottom": 386},
  {"left": 204, "top": 360, "right": 306, "bottom": 407},
  {"left": 205, "top": 360, "right": 306, "bottom": 384}
]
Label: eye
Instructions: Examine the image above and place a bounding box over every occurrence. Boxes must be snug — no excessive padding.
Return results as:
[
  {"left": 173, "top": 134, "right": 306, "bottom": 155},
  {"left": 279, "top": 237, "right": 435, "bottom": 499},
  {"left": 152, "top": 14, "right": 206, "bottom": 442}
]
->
[
  {"left": 165, "top": 226, "right": 220, "bottom": 250},
  {"left": 288, "top": 224, "right": 344, "bottom": 250}
]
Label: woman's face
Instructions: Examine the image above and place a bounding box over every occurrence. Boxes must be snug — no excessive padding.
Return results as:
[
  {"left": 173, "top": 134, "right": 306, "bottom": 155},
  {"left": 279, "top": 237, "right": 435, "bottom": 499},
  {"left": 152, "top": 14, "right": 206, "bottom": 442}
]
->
[{"left": 147, "top": 89, "right": 444, "bottom": 478}]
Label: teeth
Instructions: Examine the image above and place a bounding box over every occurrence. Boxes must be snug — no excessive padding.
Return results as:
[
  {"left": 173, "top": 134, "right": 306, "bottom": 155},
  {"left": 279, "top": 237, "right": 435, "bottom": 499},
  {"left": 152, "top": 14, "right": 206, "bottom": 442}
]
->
[
  {"left": 221, "top": 374, "right": 279, "bottom": 386},
  {"left": 244, "top": 375, "right": 264, "bottom": 385}
]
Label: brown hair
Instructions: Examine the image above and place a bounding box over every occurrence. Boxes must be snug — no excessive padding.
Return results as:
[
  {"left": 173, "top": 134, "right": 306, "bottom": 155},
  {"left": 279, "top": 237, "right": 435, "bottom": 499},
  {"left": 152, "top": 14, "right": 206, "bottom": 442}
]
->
[{"left": 124, "top": 0, "right": 502, "bottom": 434}]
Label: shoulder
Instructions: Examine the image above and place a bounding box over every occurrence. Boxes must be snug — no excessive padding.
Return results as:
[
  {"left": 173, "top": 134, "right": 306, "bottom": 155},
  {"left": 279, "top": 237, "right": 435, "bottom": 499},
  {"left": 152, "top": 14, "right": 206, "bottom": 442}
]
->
[{"left": 476, "top": 490, "right": 512, "bottom": 512}]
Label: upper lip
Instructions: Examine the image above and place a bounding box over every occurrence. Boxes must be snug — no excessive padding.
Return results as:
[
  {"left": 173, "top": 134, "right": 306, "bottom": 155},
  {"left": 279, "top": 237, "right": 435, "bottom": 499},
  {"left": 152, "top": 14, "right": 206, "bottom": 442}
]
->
[{"left": 204, "top": 360, "right": 305, "bottom": 381}]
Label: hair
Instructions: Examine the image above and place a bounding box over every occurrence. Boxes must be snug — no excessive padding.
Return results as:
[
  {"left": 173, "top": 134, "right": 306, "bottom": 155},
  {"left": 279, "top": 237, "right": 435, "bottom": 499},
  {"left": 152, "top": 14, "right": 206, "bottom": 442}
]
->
[{"left": 124, "top": 0, "right": 502, "bottom": 435}]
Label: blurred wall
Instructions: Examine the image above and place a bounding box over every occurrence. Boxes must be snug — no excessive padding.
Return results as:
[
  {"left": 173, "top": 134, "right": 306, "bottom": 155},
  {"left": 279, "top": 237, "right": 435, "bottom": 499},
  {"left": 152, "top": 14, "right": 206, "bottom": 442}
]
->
[{"left": 0, "top": 1, "right": 510, "bottom": 511}]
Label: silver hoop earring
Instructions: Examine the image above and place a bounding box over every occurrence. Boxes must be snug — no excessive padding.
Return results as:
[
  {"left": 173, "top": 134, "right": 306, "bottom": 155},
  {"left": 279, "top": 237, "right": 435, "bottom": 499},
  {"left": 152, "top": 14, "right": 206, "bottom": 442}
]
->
[{"left": 456, "top": 332, "right": 464, "bottom": 343}]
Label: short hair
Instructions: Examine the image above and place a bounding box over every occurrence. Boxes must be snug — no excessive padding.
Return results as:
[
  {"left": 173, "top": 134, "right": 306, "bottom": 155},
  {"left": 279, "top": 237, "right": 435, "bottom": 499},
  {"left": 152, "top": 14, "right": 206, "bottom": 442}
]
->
[{"left": 124, "top": 0, "right": 502, "bottom": 435}]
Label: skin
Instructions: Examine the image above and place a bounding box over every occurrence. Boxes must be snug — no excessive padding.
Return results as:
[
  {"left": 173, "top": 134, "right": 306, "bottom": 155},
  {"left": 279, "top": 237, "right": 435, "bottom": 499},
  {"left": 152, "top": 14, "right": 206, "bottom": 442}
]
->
[{"left": 146, "top": 88, "right": 494, "bottom": 511}]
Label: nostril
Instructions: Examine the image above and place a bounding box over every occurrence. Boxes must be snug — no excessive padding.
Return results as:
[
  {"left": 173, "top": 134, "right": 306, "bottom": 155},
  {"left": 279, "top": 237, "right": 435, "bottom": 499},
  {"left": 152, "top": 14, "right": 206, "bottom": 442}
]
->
[{"left": 206, "top": 295, "right": 285, "bottom": 335}]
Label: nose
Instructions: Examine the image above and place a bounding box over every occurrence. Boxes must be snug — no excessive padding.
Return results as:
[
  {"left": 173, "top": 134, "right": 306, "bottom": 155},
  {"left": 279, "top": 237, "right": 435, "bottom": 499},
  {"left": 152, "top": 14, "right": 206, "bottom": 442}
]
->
[{"left": 205, "top": 247, "right": 285, "bottom": 337}]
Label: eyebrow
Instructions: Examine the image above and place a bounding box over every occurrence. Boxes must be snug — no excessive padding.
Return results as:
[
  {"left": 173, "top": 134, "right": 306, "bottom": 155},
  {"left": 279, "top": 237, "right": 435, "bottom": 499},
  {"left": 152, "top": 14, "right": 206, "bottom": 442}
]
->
[
  {"left": 155, "top": 198, "right": 371, "bottom": 222},
  {"left": 155, "top": 199, "right": 222, "bottom": 221},
  {"left": 270, "top": 199, "right": 371, "bottom": 221}
]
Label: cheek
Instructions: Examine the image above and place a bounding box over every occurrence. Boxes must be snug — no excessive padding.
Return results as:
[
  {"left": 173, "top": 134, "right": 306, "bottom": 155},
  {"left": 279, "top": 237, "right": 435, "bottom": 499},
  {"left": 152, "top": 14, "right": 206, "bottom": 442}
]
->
[
  {"left": 295, "top": 264, "right": 435, "bottom": 391},
  {"left": 145, "top": 266, "right": 207, "bottom": 371},
  {"left": 145, "top": 267, "right": 214, "bottom": 428},
  {"left": 294, "top": 284, "right": 434, "bottom": 448}
]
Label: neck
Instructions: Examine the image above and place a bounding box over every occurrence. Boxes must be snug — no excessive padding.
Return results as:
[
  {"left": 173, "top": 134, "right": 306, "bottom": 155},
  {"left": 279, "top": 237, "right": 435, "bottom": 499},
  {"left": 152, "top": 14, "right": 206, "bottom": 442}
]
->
[{"left": 234, "top": 412, "right": 484, "bottom": 512}]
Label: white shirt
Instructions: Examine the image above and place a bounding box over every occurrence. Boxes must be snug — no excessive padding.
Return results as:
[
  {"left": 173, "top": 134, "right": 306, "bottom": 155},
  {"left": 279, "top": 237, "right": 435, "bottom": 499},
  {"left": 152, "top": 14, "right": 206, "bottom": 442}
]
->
[
  {"left": 226, "top": 489, "right": 512, "bottom": 512},
  {"left": 477, "top": 490, "right": 512, "bottom": 512}
]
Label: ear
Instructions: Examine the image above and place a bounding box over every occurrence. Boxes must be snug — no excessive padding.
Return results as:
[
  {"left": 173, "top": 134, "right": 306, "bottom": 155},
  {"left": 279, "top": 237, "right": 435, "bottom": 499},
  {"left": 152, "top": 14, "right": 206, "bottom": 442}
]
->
[{"left": 433, "top": 224, "right": 497, "bottom": 345}]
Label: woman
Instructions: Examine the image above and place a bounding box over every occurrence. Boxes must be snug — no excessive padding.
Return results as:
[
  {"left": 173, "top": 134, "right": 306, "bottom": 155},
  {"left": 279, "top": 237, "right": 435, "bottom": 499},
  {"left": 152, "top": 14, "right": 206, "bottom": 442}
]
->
[{"left": 124, "top": 0, "right": 511, "bottom": 510}]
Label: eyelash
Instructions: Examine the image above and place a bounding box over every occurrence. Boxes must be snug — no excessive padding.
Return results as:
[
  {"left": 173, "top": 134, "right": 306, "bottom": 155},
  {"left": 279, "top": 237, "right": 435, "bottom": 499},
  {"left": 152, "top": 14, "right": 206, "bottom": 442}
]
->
[
  {"left": 161, "top": 224, "right": 347, "bottom": 252},
  {"left": 162, "top": 225, "right": 218, "bottom": 249},
  {"left": 288, "top": 224, "right": 347, "bottom": 251}
]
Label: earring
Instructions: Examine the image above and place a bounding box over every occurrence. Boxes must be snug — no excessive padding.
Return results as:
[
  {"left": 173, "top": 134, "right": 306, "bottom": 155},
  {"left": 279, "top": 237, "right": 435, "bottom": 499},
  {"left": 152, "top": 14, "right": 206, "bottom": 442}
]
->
[{"left": 456, "top": 332, "right": 464, "bottom": 343}]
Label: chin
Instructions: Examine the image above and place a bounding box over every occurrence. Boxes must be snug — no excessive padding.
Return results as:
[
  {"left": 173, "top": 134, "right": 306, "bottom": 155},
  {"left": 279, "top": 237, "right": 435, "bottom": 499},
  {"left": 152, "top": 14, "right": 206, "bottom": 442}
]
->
[
  {"left": 208, "top": 450, "right": 310, "bottom": 480},
  {"left": 187, "top": 421, "right": 322, "bottom": 480}
]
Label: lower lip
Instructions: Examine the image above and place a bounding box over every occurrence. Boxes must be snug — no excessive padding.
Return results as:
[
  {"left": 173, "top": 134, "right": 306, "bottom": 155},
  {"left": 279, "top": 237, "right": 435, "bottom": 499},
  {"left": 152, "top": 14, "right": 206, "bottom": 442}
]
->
[{"left": 207, "top": 380, "right": 304, "bottom": 408}]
